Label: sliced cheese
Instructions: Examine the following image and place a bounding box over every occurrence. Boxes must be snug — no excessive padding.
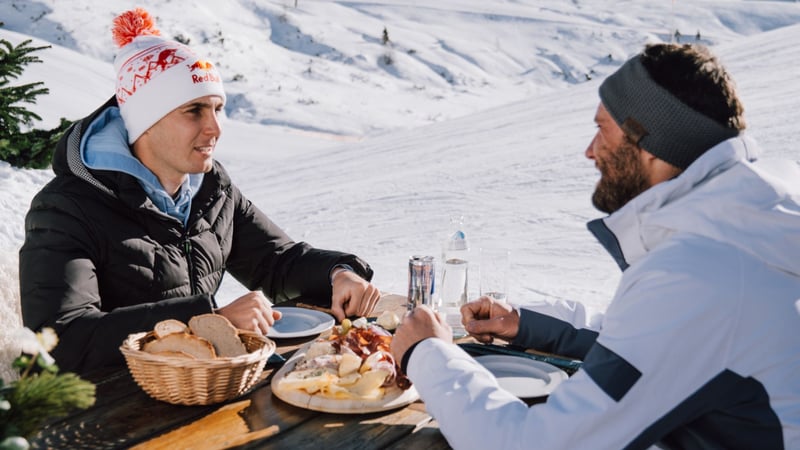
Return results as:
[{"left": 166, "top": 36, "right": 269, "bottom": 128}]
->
[
  {"left": 348, "top": 369, "right": 391, "bottom": 397},
  {"left": 338, "top": 352, "right": 362, "bottom": 377}
]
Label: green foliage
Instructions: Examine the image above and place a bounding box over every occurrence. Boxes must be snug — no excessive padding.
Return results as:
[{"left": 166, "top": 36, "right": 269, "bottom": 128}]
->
[
  {"left": 0, "top": 38, "right": 48, "bottom": 130},
  {"left": 2, "top": 372, "right": 95, "bottom": 438},
  {"left": 0, "top": 329, "right": 96, "bottom": 448},
  {"left": 0, "top": 118, "right": 72, "bottom": 169},
  {"left": 0, "top": 38, "right": 73, "bottom": 169}
]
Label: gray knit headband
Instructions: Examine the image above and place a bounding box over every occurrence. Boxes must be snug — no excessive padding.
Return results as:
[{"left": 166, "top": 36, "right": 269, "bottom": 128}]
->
[{"left": 598, "top": 55, "right": 739, "bottom": 169}]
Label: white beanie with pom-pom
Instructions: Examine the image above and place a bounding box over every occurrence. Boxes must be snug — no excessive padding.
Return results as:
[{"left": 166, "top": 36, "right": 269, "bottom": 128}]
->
[{"left": 112, "top": 8, "right": 226, "bottom": 144}]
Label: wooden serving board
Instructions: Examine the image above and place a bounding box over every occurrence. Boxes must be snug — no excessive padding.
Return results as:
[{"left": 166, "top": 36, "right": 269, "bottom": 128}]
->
[{"left": 271, "top": 339, "right": 419, "bottom": 414}]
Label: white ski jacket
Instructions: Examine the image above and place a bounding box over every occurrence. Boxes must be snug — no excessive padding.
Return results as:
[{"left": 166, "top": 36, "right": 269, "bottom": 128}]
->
[{"left": 407, "top": 136, "right": 800, "bottom": 449}]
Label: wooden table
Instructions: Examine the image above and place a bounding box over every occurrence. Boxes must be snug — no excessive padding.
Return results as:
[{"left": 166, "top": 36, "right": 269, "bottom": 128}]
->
[{"left": 29, "top": 295, "right": 455, "bottom": 450}]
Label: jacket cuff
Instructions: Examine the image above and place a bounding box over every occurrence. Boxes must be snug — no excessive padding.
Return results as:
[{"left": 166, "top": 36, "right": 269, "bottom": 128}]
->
[
  {"left": 512, "top": 307, "right": 598, "bottom": 359},
  {"left": 329, "top": 263, "right": 354, "bottom": 285},
  {"left": 400, "top": 339, "right": 425, "bottom": 374}
]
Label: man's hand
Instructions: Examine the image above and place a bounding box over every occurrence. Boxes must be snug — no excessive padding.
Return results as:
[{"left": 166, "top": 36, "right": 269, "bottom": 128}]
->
[
  {"left": 216, "top": 291, "right": 281, "bottom": 335},
  {"left": 462, "top": 296, "right": 520, "bottom": 343},
  {"left": 390, "top": 306, "right": 452, "bottom": 369},
  {"left": 330, "top": 269, "right": 381, "bottom": 320}
]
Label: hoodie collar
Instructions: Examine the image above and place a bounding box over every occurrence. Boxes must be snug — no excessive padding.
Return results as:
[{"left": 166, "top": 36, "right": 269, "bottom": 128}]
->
[
  {"left": 79, "top": 107, "right": 204, "bottom": 226},
  {"left": 588, "top": 135, "right": 760, "bottom": 270}
]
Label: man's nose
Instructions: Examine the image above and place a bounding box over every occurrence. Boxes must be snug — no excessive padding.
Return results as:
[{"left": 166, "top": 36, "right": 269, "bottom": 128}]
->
[
  {"left": 204, "top": 112, "right": 222, "bottom": 137},
  {"left": 585, "top": 135, "right": 597, "bottom": 160}
]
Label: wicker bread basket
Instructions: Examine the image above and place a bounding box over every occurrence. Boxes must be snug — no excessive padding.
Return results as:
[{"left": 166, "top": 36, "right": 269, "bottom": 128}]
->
[{"left": 120, "top": 330, "right": 275, "bottom": 405}]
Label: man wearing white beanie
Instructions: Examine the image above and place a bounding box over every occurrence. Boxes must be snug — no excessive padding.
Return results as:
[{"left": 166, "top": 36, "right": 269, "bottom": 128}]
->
[
  {"left": 111, "top": 9, "right": 226, "bottom": 144},
  {"left": 20, "top": 8, "right": 380, "bottom": 374}
]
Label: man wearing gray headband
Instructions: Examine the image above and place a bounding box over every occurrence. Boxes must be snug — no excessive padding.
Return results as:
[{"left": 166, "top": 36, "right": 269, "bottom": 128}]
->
[
  {"left": 589, "top": 43, "right": 743, "bottom": 214},
  {"left": 392, "top": 43, "right": 800, "bottom": 449}
]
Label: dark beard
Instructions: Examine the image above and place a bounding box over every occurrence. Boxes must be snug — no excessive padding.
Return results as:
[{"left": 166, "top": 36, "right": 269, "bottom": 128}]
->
[{"left": 591, "top": 141, "right": 650, "bottom": 214}]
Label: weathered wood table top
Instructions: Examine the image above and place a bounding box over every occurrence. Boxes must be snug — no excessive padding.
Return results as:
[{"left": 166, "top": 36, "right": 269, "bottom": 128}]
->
[{"left": 30, "top": 294, "right": 455, "bottom": 450}]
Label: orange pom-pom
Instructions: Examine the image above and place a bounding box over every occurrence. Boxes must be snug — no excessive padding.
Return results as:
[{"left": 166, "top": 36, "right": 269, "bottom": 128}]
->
[{"left": 112, "top": 8, "right": 161, "bottom": 48}]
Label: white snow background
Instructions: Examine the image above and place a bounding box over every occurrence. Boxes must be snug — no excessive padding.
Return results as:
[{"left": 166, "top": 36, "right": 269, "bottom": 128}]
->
[{"left": 2, "top": 1, "right": 800, "bottom": 368}]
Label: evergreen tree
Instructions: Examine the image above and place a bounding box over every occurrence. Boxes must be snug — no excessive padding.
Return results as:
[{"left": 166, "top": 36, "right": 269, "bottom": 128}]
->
[
  {"left": 0, "top": 38, "right": 72, "bottom": 169},
  {"left": 382, "top": 27, "right": 390, "bottom": 45}
]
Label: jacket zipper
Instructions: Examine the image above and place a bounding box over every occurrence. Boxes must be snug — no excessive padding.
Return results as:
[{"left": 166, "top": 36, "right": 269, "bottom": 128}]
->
[{"left": 183, "top": 237, "right": 197, "bottom": 295}]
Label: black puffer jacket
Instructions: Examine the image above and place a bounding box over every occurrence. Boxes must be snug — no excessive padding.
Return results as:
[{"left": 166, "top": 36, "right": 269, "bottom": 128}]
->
[{"left": 20, "top": 97, "right": 372, "bottom": 374}]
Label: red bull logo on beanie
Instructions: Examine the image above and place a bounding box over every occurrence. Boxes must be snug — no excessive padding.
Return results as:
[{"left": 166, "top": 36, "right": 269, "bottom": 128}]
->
[
  {"left": 187, "top": 60, "right": 212, "bottom": 71},
  {"left": 188, "top": 60, "right": 220, "bottom": 84}
]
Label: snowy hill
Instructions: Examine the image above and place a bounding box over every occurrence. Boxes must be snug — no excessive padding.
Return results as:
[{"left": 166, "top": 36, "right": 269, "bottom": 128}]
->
[
  {"left": 2, "top": 0, "right": 800, "bottom": 315},
  {"left": 4, "top": 0, "right": 800, "bottom": 136}
]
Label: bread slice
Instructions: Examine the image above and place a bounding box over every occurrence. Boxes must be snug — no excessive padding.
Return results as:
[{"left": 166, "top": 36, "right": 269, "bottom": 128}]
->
[
  {"left": 143, "top": 333, "right": 216, "bottom": 359},
  {"left": 153, "top": 319, "right": 189, "bottom": 338},
  {"left": 188, "top": 314, "right": 248, "bottom": 357}
]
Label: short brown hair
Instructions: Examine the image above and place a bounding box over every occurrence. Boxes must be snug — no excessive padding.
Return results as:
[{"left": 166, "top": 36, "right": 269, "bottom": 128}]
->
[{"left": 640, "top": 43, "right": 746, "bottom": 131}]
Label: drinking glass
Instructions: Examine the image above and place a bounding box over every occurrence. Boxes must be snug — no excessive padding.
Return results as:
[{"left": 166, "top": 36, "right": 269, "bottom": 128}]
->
[
  {"left": 439, "top": 257, "right": 468, "bottom": 339},
  {"left": 479, "top": 247, "right": 510, "bottom": 303}
]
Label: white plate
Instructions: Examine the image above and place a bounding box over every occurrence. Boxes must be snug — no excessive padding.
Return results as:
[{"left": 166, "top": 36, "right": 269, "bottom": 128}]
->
[
  {"left": 267, "top": 307, "right": 335, "bottom": 339},
  {"left": 475, "top": 354, "right": 568, "bottom": 398}
]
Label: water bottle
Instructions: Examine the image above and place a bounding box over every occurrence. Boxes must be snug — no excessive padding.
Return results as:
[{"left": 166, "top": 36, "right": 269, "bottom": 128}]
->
[{"left": 440, "top": 222, "right": 469, "bottom": 339}]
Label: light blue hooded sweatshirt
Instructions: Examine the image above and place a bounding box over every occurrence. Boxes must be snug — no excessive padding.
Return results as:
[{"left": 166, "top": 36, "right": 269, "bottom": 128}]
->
[{"left": 79, "top": 107, "right": 203, "bottom": 227}]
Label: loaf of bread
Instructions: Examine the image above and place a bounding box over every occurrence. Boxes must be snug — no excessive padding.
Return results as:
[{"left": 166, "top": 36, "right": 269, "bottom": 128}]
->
[
  {"left": 143, "top": 314, "right": 251, "bottom": 359},
  {"left": 189, "top": 314, "right": 248, "bottom": 357},
  {"left": 143, "top": 333, "right": 216, "bottom": 359},
  {"left": 153, "top": 319, "right": 189, "bottom": 338}
]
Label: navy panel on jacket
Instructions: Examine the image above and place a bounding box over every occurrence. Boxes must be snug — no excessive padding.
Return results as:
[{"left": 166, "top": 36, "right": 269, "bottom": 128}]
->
[
  {"left": 587, "top": 218, "right": 629, "bottom": 271},
  {"left": 513, "top": 308, "right": 599, "bottom": 359},
  {"left": 627, "top": 369, "right": 783, "bottom": 450},
  {"left": 582, "top": 342, "right": 642, "bottom": 402}
]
